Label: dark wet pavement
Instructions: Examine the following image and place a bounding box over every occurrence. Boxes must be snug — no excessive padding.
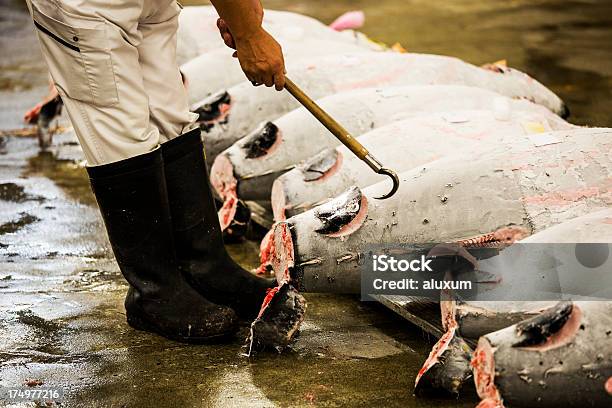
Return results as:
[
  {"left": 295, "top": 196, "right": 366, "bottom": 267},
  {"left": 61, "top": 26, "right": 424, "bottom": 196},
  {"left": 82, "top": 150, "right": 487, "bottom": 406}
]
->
[
  {"left": 2, "top": 0, "right": 612, "bottom": 406},
  {"left": 0, "top": 126, "right": 478, "bottom": 407}
]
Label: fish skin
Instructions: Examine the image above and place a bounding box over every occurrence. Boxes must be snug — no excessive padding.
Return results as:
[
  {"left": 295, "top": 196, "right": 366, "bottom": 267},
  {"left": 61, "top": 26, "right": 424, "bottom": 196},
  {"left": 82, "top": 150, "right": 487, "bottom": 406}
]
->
[
  {"left": 473, "top": 301, "right": 612, "bottom": 408},
  {"left": 270, "top": 105, "right": 573, "bottom": 221},
  {"left": 274, "top": 128, "right": 612, "bottom": 294},
  {"left": 203, "top": 53, "right": 567, "bottom": 168}
]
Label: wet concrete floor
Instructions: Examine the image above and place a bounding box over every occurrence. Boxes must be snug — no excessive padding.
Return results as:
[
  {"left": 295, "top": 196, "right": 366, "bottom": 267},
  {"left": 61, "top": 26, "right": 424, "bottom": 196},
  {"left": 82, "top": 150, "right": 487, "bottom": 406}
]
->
[
  {"left": 2, "top": 0, "right": 612, "bottom": 406},
  {"left": 0, "top": 130, "right": 475, "bottom": 407}
]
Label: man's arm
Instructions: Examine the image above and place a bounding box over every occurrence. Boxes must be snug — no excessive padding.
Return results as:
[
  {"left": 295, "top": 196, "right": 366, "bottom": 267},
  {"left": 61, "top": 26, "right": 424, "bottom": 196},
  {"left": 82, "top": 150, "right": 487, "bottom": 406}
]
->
[{"left": 209, "top": 0, "right": 286, "bottom": 90}]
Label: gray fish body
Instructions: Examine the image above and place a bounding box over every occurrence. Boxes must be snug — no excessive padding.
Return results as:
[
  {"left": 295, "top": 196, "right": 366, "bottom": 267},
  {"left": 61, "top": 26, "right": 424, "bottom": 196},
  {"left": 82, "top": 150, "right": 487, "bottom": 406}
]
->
[
  {"left": 473, "top": 301, "right": 612, "bottom": 408},
  {"left": 201, "top": 52, "right": 567, "bottom": 166},
  {"left": 270, "top": 129, "right": 612, "bottom": 294},
  {"left": 176, "top": 6, "right": 378, "bottom": 65},
  {"left": 273, "top": 107, "right": 573, "bottom": 220}
]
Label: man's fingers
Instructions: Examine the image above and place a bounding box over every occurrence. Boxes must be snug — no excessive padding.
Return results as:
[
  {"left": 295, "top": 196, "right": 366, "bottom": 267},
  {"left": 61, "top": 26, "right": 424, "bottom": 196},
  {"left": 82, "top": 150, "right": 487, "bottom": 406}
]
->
[
  {"left": 249, "top": 75, "right": 264, "bottom": 86},
  {"left": 273, "top": 73, "right": 286, "bottom": 91},
  {"left": 263, "top": 74, "right": 275, "bottom": 87},
  {"left": 217, "top": 18, "right": 236, "bottom": 49},
  {"left": 222, "top": 32, "right": 235, "bottom": 49}
]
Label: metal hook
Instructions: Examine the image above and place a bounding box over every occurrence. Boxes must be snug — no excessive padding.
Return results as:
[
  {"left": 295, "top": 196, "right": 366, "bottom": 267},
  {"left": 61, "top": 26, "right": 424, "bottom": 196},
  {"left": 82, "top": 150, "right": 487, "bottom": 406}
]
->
[
  {"left": 284, "top": 77, "right": 401, "bottom": 200},
  {"left": 374, "top": 168, "right": 400, "bottom": 200},
  {"left": 362, "top": 154, "right": 400, "bottom": 200}
]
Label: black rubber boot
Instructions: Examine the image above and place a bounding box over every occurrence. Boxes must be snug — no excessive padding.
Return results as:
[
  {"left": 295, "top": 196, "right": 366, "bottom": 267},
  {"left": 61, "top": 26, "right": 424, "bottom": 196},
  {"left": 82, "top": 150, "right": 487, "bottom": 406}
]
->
[
  {"left": 162, "top": 129, "right": 275, "bottom": 320},
  {"left": 87, "top": 148, "right": 238, "bottom": 342}
]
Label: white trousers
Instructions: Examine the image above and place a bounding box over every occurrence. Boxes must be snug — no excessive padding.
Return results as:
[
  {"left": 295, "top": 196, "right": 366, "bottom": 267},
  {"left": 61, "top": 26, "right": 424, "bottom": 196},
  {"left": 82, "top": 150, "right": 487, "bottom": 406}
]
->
[{"left": 26, "top": 0, "right": 198, "bottom": 165}]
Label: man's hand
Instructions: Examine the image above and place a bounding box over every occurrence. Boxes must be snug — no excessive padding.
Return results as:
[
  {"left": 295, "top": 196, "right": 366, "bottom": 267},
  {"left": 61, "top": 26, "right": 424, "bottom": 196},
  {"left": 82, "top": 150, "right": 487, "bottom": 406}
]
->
[
  {"left": 217, "top": 18, "right": 236, "bottom": 51},
  {"left": 216, "top": 18, "right": 286, "bottom": 91}
]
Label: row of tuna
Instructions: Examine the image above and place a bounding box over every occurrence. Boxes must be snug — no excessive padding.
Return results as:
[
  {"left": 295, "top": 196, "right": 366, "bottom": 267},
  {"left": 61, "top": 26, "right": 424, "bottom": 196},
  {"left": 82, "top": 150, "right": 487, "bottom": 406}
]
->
[
  {"left": 29, "top": 6, "right": 611, "bottom": 407},
  {"left": 177, "top": 7, "right": 610, "bottom": 407}
]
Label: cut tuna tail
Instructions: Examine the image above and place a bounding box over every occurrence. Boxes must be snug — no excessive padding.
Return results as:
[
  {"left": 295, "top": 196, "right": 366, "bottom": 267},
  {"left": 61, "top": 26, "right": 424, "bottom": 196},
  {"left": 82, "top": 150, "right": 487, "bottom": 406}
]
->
[
  {"left": 472, "top": 301, "right": 612, "bottom": 408},
  {"left": 414, "top": 258, "right": 477, "bottom": 396},
  {"left": 329, "top": 11, "right": 366, "bottom": 31},
  {"left": 414, "top": 326, "right": 473, "bottom": 396},
  {"left": 415, "top": 249, "right": 477, "bottom": 397},
  {"left": 36, "top": 95, "right": 63, "bottom": 150},
  {"left": 247, "top": 282, "right": 307, "bottom": 355}
]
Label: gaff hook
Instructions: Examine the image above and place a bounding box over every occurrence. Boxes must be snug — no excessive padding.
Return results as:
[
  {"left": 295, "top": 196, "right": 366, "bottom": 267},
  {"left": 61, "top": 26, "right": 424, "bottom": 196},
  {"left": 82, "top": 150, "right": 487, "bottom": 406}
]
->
[
  {"left": 362, "top": 154, "right": 400, "bottom": 200},
  {"left": 284, "top": 77, "right": 401, "bottom": 200}
]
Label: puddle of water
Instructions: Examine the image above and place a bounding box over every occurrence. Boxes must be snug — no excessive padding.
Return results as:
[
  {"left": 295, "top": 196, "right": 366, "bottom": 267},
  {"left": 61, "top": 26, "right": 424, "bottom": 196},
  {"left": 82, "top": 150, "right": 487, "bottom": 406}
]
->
[{"left": 25, "top": 150, "right": 96, "bottom": 206}]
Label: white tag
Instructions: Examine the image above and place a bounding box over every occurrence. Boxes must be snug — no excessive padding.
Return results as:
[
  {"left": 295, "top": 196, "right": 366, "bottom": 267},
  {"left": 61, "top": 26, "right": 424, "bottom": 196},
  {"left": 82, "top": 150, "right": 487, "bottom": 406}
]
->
[
  {"left": 442, "top": 113, "right": 470, "bottom": 124},
  {"left": 528, "top": 132, "right": 562, "bottom": 147}
]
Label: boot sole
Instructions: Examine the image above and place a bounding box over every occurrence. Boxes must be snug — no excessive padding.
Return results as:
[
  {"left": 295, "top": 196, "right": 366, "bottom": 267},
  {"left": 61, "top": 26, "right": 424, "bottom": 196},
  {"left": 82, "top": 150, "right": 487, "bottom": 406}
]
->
[{"left": 127, "top": 314, "right": 237, "bottom": 344}]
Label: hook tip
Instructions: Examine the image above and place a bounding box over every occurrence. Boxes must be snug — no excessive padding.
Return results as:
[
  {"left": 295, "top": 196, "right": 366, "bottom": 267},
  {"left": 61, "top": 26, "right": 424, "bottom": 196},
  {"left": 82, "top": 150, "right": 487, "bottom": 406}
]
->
[{"left": 374, "top": 168, "right": 400, "bottom": 200}]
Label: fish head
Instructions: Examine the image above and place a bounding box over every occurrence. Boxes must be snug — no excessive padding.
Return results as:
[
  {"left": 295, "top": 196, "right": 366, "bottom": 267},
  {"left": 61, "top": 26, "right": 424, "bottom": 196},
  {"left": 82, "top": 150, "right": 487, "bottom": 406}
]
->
[{"left": 192, "top": 90, "right": 232, "bottom": 132}]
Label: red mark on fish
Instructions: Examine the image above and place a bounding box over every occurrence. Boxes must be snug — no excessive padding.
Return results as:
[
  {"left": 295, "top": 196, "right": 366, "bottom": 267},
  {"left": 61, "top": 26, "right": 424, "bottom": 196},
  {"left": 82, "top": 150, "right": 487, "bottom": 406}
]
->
[{"left": 456, "top": 226, "right": 530, "bottom": 249}]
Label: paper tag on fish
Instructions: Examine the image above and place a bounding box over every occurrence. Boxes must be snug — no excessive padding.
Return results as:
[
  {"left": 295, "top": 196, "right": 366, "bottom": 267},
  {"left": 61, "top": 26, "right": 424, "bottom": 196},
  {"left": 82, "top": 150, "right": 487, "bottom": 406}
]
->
[
  {"left": 528, "top": 132, "right": 562, "bottom": 147},
  {"left": 521, "top": 121, "right": 550, "bottom": 134},
  {"left": 442, "top": 113, "right": 470, "bottom": 124}
]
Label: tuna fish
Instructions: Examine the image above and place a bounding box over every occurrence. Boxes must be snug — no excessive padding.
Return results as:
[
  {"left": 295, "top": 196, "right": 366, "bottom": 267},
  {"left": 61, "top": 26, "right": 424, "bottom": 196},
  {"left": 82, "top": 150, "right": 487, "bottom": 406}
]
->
[
  {"left": 445, "top": 208, "right": 612, "bottom": 337},
  {"left": 418, "top": 209, "right": 612, "bottom": 396},
  {"left": 182, "top": 39, "right": 375, "bottom": 105},
  {"left": 211, "top": 85, "right": 554, "bottom": 223},
  {"left": 176, "top": 6, "right": 380, "bottom": 64},
  {"left": 271, "top": 107, "right": 574, "bottom": 221},
  {"left": 472, "top": 301, "right": 612, "bottom": 408},
  {"left": 414, "top": 325, "right": 474, "bottom": 397},
  {"left": 196, "top": 52, "right": 568, "bottom": 168},
  {"left": 521, "top": 207, "right": 612, "bottom": 244},
  {"left": 266, "top": 128, "right": 611, "bottom": 294},
  {"left": 257, "top": 116, "right": 576, "bottom": 275}
]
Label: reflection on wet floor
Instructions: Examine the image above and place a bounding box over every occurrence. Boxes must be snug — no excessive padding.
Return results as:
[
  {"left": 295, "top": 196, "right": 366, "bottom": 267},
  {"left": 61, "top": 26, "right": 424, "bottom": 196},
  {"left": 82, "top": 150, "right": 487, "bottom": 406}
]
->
[{"left": 2, "top": 0, "right": 612, "bottom": 406}]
